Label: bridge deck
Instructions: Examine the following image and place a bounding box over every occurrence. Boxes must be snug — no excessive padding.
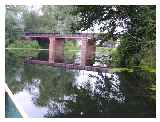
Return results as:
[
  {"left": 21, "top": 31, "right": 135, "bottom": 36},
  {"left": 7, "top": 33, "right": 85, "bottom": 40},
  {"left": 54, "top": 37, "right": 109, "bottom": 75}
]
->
[
  {"left": 25, "top": 59, "right": 111, "bottom": 73},
  {"left": 24, "top": 32, "right": 97, "bottom": 39}
]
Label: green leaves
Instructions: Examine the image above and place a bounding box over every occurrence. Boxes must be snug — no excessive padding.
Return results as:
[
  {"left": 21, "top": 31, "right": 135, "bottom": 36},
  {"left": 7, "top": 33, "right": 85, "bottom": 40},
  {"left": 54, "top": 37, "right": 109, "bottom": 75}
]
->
[
  {"left": 73, "top": 5, "right": 155, "bottom": 68},
  {"left": 7, "top": 40, "right": 40, "bottom": 57}
]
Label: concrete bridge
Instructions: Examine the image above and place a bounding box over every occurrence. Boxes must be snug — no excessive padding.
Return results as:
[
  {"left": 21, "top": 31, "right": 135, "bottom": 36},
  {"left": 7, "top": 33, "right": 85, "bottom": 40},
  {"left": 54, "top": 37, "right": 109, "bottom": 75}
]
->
[
  {"left": 24, "top": 33, "right": 111, "bottom": 72},
  {"left": 24, "top": 32, "right": 97, "bottom": 66}
]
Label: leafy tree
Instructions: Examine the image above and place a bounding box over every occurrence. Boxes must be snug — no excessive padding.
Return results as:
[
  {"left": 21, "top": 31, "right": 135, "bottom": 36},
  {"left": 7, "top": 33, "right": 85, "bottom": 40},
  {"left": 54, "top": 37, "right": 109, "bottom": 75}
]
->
[
  {"left": 5, "top": 6, "right": 24, "bottom": 46},
  {"left": 72, "top": 5, "right": 156, "bottom": 68},
  {"left": 41, "top": 6, "right": 76, "bottom": 33},
  {"left": 117, "top": 6, "right": 155, "bottom": 67}
]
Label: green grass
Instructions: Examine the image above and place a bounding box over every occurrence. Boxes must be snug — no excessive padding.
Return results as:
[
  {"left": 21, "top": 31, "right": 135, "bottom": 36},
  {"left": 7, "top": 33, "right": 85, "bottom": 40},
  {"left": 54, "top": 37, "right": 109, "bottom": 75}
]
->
[
  {"left": 96, "top": 47, "right": 115, "bottom": 54},
  {"left": 140, "top": 66, "right": 156, "bottom": 73},
  {"left": 111, "top": 66, "right": 156, "bottom": 73},
  {"left": 8, "top": 40, "right": 40, "bottom": 49},
  {"left": 111, "top": 67, "right": 133, "bottom": 73}
]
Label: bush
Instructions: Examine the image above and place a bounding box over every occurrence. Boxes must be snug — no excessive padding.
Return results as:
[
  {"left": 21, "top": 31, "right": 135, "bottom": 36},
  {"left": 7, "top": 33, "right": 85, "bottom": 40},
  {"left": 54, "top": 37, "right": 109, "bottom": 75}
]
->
[
  {"left": 8, "top": 40, "right": 40, "bottom": 49},
  {"left": 7, "top": 40, "right": 40, "bottom": 57}
]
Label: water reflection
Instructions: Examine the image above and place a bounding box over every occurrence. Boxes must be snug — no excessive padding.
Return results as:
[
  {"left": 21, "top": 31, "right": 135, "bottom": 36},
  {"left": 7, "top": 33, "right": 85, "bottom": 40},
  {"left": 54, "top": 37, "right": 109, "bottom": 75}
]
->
[{"left": 6, "top": 50, "right": 156, "bottom": 118}]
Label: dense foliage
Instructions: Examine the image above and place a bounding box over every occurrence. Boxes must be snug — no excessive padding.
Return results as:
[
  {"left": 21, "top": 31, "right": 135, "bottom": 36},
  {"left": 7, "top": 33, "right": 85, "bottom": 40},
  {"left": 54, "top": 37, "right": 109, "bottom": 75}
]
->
[{"left": 73, "top": 5, "right": 156, "bottom": 68}]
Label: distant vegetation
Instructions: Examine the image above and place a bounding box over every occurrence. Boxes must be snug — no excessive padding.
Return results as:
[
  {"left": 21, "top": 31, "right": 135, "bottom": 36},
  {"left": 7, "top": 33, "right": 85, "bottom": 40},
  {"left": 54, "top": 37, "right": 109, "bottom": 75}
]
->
[
  {"left": 7, "top": 40, "right": 40, "bottom": 49},
  {"left": 7, "top": 40, "right": 40, "bottom": 57},
  {"left": 64, "top": 41, "right": 79, "bottom": 51}
]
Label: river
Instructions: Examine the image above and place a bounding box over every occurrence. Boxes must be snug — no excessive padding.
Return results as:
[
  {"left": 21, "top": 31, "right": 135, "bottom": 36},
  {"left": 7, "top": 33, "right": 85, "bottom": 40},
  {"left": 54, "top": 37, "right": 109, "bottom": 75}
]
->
[{"left": 5, "top": 49, "right": 156, "bottom": 118}]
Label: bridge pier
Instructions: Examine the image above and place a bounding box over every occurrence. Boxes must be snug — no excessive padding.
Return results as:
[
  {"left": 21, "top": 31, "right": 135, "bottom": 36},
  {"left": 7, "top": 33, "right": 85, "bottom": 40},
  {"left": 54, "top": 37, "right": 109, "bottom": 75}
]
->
[
  {"left": 80, "top": 39, "right": 96, "bottom": 66},
  {"left": 48, "top": 37, "right": 64, "bottom": 63}
]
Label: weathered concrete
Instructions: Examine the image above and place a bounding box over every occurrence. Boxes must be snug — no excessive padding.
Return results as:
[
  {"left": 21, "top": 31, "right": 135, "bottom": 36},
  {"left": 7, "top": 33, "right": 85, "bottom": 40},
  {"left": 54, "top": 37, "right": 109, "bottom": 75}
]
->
[
  {"left": 48, "top": 36, "right": 55, "bottom": 63},
  {"left": 80, "top": 39, "right": 96, "bottom": 66},
  {"left": 80, "top": 39, "right": 87, "bottom": 66},
  {"left": 49, "top": 37, "right": 64, "bottom": 63}
]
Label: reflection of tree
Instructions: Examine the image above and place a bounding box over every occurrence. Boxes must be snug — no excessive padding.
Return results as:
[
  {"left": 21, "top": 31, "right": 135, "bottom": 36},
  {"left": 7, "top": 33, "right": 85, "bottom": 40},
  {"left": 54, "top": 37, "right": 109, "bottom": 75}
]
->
[
  {"left": 6, "top": 50, "right": 78, "bottom": 112},
  {"left": 6, "top": 49, "right": 40, "bottom": 93},
  {"left": 23, "top": 64, "right": 77, "bottom": 107},
  {"left": 35, "top": 50, "right": 49, "bottom": 61},
  {"left": 95, "top": 55, "right": 112, "bottom": 65},
  {"left": 44, "top": 101, "right": 66, "bottom": 118},
  {"left": 6, "top": 51, "right": 26, "bottom": 93},
  {"left": 44, "top": 72, "right": 126, "bottom": 117},
  {"left": 116, "top": 69, "right": 156, "bottom": 116},
  {"left": 44, "top": 69, "right": 155, "bottom": 118},
  {"left": 64, "top": 52, "right": 77, "bottom": 64}
]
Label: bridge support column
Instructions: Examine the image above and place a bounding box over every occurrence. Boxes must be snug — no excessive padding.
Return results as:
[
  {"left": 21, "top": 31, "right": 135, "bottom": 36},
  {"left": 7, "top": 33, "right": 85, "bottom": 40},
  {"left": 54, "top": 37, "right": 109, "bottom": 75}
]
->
[
  {"left": 48, "top": 37, "right": 64, "bottom": 63},
  {"left": 80, "top": 39, "right": 96, "bottom": 66}
]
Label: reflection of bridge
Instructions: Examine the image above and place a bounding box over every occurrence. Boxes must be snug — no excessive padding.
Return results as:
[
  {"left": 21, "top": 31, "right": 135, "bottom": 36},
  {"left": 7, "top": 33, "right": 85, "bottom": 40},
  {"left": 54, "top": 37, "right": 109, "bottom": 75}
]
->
[
  {"left": 24, "top": 33, "right": 110, "bottom": 72},
  {"left": 25, "top": 59, "right": 110, "bottom": 73}
]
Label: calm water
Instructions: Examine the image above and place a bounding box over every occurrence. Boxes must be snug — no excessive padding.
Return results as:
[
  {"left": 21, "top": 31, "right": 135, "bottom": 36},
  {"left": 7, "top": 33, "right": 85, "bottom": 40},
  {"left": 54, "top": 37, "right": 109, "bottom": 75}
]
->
[{"left": 5, "top": 49, "right": 156, "bottom": 118}]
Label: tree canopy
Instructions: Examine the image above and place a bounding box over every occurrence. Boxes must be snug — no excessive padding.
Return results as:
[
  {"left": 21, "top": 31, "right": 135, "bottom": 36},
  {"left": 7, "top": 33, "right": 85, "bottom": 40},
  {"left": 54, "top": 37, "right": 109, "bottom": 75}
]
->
[{"left": 72, "top": 5, "right": 155, "bottom": 67}]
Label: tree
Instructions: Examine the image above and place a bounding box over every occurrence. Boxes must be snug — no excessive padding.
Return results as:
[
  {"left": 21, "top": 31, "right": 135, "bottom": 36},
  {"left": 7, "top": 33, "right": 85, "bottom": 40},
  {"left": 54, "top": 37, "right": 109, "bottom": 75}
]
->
[
  {"left": 5, "top": 6, "right": 24, "bottom": 46},
  {"left": 117, "top": 6, "right": 156, "bottom": 67},
  {"left": 41, "top": 6, "right": 76, "bottom": 33},
  {"left": 72, "top": 5, "right": 156, "bottom": 68}
]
